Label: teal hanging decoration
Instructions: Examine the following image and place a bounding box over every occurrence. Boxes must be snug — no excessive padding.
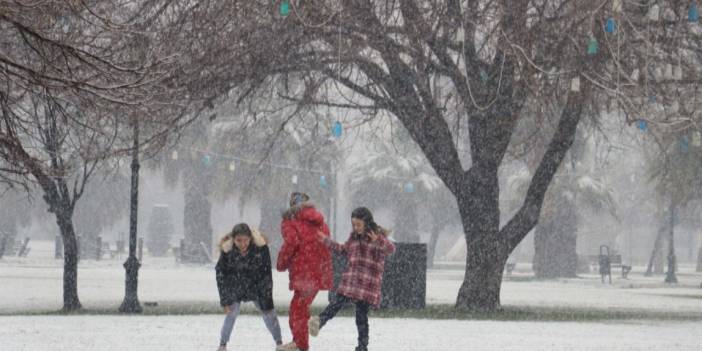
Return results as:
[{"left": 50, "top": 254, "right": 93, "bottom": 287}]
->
[
  {"left": 332, "top": 121, "right": 343, "bottom": 138},
  {"left": 587, "top": 37, "right": 599, "bottom": 55},
  {"left": 280, "top": 0, "right": 290, "bottom": 17},
  {"left": 605, "top": 18, "right": 616, "bottom": 33},
  {"left": 319, "top": 175, "right": 328, "bottom": 188},
  {"left": 637, "top": 120, "right": 648, "bottom": 131},
  {"left": 404, "top": 182, "right": 415, "bottom": 193},
  {"left": 680, "top": 136, "right": 690, "bottom": 152},
  {"left": 202, "top": 154, "right": 211, "bottom": 166},
  {"left": 689, "top": 3, "right": 699, "bottom": 22},
  {"left": 648, "top": 95, "right": 657, "bottom": 103},
  {"left": 479, "top": 70, "right": 488, "bottom": 82}
]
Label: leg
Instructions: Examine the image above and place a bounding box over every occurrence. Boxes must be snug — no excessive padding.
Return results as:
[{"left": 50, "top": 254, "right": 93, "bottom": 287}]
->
[
  {"left": 289, "top": 290, "right": 318, "bottom": 351},
  {"left": 254, "top": 301, "right": 283, "bottom": 345},
  {"left": 219, "top": 302, "right": 241, "bottom": 346},
  {"left": 354, "top": 300, "right": 370, "bottom": 350},
  {"left": 319, "top": 294, "right": 351, "bottom": 329}
]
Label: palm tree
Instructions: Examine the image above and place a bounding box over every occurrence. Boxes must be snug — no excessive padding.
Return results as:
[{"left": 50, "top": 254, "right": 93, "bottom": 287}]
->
[
  {"left": 0, "top": 190, "right": 32, "bottom": 256},
  {"left": 347, "top": 125, "right": 458, "bottom": 266},
  {"left": 508, "top": 131, "right": 618, "bottom": 278},
  {"left": 208, "top": 103, "right": 341, "bottom": 260},
  {"left": 645, "top": 129, "right": 702, "bottom": 282},
  {"left": 72, "top": 169, "right": 130, "bottom": 257}
]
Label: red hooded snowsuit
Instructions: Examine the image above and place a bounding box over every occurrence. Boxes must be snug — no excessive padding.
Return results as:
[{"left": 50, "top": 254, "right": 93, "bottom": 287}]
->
[{"left": 277, "top": 203, "right": 332, "bottom": 350}]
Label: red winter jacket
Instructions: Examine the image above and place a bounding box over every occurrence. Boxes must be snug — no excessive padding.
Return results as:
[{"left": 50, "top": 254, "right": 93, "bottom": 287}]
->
[{"left": 277, "top": 203, "right": 333, "bottom": 291}]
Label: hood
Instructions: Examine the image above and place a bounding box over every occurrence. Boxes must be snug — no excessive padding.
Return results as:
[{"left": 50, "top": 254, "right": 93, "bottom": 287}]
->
[
  {"left": 219, "top": 228, "right": 268, "bottom": 253},
  {"left": 282, "top": 202, "right": 316, "bottom": 220}
]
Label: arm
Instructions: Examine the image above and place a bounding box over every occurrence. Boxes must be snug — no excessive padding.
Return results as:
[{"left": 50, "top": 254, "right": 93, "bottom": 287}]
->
[
  {"left": 257, "top": 246, "right": 274, "bottom": 298},
  {"left": 323, "top": 233, "right": 353, "bottom": 256},
  {"left": 373, "top": 233, "right": 396, "bottom": 257},
  {"left": 215, "top": 253, "right": 233, "bottom": 307},
  {"left": 276, "top": 220, "right": 298, "bottom": 272}
]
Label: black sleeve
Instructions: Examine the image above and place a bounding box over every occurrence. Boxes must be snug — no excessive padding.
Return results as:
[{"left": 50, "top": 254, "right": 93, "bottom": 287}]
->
[
  {"left": 215, "top": 252, "right": 233, "bottom": 307},
  {"left": 257, "top": 246, "right": 273, "bottom": 292}
]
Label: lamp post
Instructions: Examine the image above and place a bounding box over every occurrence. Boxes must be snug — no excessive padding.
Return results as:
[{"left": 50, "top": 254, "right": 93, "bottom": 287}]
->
[{"left": 120, "top": 118, "right": 143, "bottom": 313}]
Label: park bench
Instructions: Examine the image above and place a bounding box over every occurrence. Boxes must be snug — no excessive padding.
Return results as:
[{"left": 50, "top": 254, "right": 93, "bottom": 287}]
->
[{"left": 593, "top": 245, "right": 632, "bottom": 283}]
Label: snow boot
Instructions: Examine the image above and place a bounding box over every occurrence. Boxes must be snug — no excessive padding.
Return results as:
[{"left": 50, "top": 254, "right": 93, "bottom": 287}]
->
[{"left": 308, "top": 316, "right": 320, "bottom": 337}]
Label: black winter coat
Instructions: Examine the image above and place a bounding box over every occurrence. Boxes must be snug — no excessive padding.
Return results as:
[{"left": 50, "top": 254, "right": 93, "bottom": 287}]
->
[{"left": 215, "top": 244, "right": 274, "bottom": 310}]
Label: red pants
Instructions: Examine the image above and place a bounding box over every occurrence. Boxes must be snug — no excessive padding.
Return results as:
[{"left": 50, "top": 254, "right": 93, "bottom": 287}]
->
[{"left": 289, "top": 290, "right": 318, "bottom": 350}]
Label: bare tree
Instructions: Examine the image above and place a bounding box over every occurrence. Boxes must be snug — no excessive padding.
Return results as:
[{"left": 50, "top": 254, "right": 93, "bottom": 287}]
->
[
  {"left": 0, "top": 1, "right": 204, "bottom": 311},
  {"left": 188, "top": 0, "right": 702, "bottom": 311}
]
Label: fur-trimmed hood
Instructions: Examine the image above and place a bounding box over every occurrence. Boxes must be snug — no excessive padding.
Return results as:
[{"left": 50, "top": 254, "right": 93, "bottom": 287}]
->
[
  {"left": 220, "top": 228, "right": 267, "bottom": 253},
  {"left": 281, "top": 202, "right": 316, "bottom": 220}
]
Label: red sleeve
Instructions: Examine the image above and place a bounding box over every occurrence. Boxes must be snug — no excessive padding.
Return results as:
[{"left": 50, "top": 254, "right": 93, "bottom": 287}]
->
[{"left": 276, "top": 220, "right": 298, "bottom": 272}]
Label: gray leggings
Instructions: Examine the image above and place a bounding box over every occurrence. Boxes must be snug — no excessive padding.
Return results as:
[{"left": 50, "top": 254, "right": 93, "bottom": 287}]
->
[{"left": 220, "top": 301, "right": 282, "bottom": 346}]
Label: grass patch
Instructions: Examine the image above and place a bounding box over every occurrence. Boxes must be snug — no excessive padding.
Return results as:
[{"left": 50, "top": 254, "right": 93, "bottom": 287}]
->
[{"left": 3, "top": 302, "right": 702, "bottom": 322}]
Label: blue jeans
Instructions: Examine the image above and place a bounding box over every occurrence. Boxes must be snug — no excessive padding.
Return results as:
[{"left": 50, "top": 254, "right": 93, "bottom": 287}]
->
[{"left": 220, "top": 301, "right": 282, "bottom": 346}]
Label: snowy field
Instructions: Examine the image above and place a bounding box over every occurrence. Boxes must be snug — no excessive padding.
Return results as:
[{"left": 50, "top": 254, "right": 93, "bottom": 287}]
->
[
  {"left": 2, "top": 241, "right": 702, "bottom": 314},
  {"left": 2, "top": 241, "right": 702, "bottom": 350},
  {"left": 2, "top": 315, "right": 701, "bottom": 351}
]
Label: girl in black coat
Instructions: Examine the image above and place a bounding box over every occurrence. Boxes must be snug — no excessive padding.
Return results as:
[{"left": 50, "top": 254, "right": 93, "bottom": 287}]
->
[{"left": 215, "top": 223, "right": 283, "bottom": 351}]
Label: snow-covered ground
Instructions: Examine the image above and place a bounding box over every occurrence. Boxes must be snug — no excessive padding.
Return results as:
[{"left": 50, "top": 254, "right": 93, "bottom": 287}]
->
[
  {"left": 2, "top": 241, "right": 702, "bottom": 350},
  {"left": 2, "top": 315, "right": 701, "bottom": 351},
  {"left": 2, "top": 241, "right": 702, "bottom": 314}
]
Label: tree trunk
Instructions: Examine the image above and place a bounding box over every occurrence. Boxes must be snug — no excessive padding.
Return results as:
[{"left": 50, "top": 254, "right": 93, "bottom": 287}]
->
[
  {"left": 56, "top": 208, "right": 82, "bottom": 312},
  {"left": 456, "top": 237, "right": 509, "bottom": 312},
  {"left": 259, "top": 195, "right": 282, "bottom": 263},
  {"left": 183, "top": 165, "right": 213, "bottom": 263},
  {"left": 455, "top": 165, "right": 506, "bottom": 311},
  {"left": 395, "top": 193, "right": 420, "bottom": 243},
  {"left": 533, "top": 205, "right": 578, "bottom": 279},
  {"left": 645, "top": 222, "right": 666, "bottom": 276},
  {"left": 664, "top": 203, "right": 677, "bottom": 284},
  {"left": 426, "top": 223, "right": 443, "bottom": 269}
]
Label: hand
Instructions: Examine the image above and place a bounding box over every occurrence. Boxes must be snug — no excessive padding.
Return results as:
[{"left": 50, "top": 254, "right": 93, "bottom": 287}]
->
[
  {"left": 317, "top": 230, "right": 327, "bottom": 242},
  {"left": 367, "top": 231, "right": 379, "bottom": 242},
  {"left": 224, "top": 305, "right": 231, "bottom": 315}
]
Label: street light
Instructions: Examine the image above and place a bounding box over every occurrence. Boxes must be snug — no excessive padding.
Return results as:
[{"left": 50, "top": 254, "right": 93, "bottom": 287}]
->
[{"left": 120, "top": 118, "right": 143, "bottom": 313}]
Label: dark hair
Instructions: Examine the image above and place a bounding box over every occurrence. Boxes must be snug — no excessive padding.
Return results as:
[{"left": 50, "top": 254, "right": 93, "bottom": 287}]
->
[
  {"left": 351, "top": 207, "right": 380, "bottom": 233},
  {"left": 231, "top": 223, "right": 252, "bottom": 237}
]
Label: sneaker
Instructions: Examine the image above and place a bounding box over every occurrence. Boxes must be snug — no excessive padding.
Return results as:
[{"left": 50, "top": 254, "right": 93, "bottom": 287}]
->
[
  {"left": 308, "top": 316, "right": 320, "bottom": 337},
  {"left": 216, "top": 346, "right": 227, "bottom": 351},
  {"left": 275, "top": 341, "right": 300, "bottom": 351}
]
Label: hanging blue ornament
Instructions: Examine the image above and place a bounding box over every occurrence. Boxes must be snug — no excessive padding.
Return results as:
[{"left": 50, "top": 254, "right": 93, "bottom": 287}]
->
[
  {"left": 648, "top": 95, "right": 657, "bottom": 103},
  {"left": 203, "top": 154, "right": 211, "bottom": 166},
  {"left": 680, "top": 136, "right": 690, "bottom": 153},
  {"left": 280, "top": 0, "right": 290, "bottom": 17},
  {"left": 404, "top": 182, "right": 415, "bottom": 193},
  {"left": 319, "top": 175, "right": 328, "bottom": 188},
  {"left": 689, "top": 3, "right": 699, "bottom": 22},
  {"left": 637, "top": 120, "right": 648, "bottom": 131},
  {"left": 332, "top": 121, "right": 343, "bottom": 138},
  {"left": 605, "top": 18, "right": 617, "bottom": 33}
]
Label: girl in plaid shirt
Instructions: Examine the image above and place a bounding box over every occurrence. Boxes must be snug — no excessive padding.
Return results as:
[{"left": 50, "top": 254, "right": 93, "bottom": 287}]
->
[{"left": 308, "top": 207, "right": 395, "bottom": 351}]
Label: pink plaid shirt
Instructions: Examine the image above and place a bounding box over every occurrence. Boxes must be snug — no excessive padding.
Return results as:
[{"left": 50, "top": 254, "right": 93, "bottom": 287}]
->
[{"left": 325, "top": 232, "right": 396, "bottom": 306}]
